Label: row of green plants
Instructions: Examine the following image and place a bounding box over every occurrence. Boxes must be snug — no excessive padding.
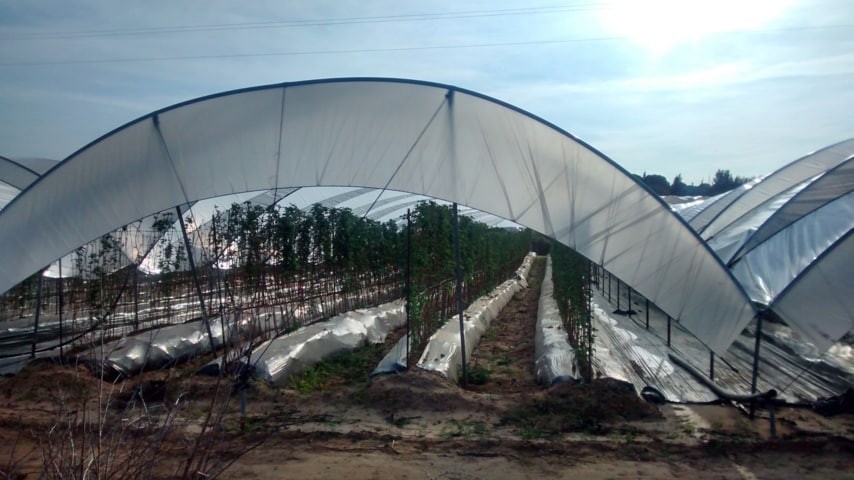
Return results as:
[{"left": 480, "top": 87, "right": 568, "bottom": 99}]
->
[
  {"left": 1, "top": 200, "right": 531, "bottom": 361},
  {"left": 404, "top": 202, "right": 531, "bottom": 366},
  {"left": 549, "top": 239, "right": 595, "bottom": 381}
]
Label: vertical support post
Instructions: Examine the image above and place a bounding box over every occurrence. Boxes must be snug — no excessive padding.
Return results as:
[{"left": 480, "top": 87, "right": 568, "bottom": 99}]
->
[
  {"left": 709, "top": 351, "right": 715, "bottom": 381},
  {"left": 627, "top": 288, "right": 632, "bottom": 315},
  {"left": 749, "top": 313, "right": 764, "bottom": 419},
  {"left": 453, "top": 203, "right": 467, "bottom": 386},
  {"left": 31, "top": 272, "right": 44, "bottom": 358},
  {"left": 405, "top": 209, "right": 412, "bottom": 369},
  {"left": 58, "top": 259, "right": 64, "bottom": 358},
  {"left": 176, "top": 206, "right": 217, "bottom": 358},
  {"left": 616, "top": 279, "right": 621, "bottom": 310},
  {"left": 666, "top": 315, "right": 671, "bottom": 347},
  {"left": 133, "top": 266, "right": 140, "bottom": 332},
  {"left": 607, "top": 272, "right": 611, "bottom": 302},
  {"left": 769, "top": 403, "right": 777, "bottom": 439},
  {"left": 645, "top": 299, "right": 649, "bottom": 330},
  {"left": 586, "top": 259, "right": 593, "bottom": 381}
]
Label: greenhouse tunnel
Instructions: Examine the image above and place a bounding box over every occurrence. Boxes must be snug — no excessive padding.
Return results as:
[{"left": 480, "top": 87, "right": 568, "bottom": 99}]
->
[
  {"left": 0, "top": 78, "right": 757, "bottom": 360},
  {"left": 673, "top": 140, "right": 854, "bottom": 354}
]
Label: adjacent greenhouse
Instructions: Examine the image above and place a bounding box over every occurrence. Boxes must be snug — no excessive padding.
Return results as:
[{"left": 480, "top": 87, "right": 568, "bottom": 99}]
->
[{"left": 674, "top": 139, "right": 854, "bottom": 353}]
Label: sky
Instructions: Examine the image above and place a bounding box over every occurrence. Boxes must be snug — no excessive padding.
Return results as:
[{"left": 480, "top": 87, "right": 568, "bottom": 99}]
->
[{"left": 1, "top": 0, "right": 852, "bottom": 185}]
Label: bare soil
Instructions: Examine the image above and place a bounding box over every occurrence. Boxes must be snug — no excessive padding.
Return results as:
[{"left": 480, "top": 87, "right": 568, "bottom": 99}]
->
[{"left": 2, "top": 258, "right": 853, "bottom": 478}]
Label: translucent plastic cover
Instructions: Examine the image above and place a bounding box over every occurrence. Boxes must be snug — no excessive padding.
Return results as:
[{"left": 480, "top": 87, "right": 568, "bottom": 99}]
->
[
  {"left": 700, "top": 138, "right": 854, "bottom": 239},
  {"left": 0, "top": 79, "right": 754, "bottom": 354}
]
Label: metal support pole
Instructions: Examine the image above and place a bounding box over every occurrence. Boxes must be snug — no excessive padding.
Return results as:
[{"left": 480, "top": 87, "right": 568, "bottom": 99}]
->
[
  {"left": 627, "top": 288, "right": 632, "bottom": 315},
  {"left": 607, "top": 272, "right": 611, "bottom": 302},
  {"left": 453, "top": 203, "right": 467, "bottom": 386},
  {"left": 586, "top": 260, "right": 593, "bottom": 381},
  {"left": 31, "top": 272, "right": 44, "bottom": 358},
  {"left": 616, "top": 279, "right": 621, "bottom": 310},
  {"left": 769, "top": 402, "right": 777, "bottom": 439},
  {"left": 749, "top": 314, "right": 764, "bottom": 418},
  {"left": 133, "top": 266, "right": 140, "bottom": 332},
  {"left": 405, "top": 209, "right": 412, "bottom": 369},
  {"left": 176, "top": 206, "right": 217, "bottom": 358},
  {"left": 666, "top": 315, "right": 671, "bottom": 347},
  {"left": 58, "top": 259, "right": 64, "bottom": 358},
  {"left": 645, "top": 299, "right": 649, "bottom": 330},
  {"left": 709, "top": 351, "right": 715, "bottom": 381}
]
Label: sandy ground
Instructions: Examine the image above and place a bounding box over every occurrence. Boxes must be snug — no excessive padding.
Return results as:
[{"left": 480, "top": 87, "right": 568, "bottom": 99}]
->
[{"left": 2, "top": 258, "right": 853, "bottom": 479}]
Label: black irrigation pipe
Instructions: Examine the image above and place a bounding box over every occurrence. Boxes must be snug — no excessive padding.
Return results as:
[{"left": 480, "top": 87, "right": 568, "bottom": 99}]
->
[{"left": 669, "top": 352, "right": 777, "bottom": 403}]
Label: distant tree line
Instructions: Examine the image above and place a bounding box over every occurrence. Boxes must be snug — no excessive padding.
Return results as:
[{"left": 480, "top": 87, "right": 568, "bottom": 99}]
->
[{"left": 635, "top": 169, "right": 752, "bottom": 197}]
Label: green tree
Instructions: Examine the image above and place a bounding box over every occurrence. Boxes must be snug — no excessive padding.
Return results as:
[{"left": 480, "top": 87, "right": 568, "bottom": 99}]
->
[
  {"left": 709, "top": 169, "right": 750, "bottom": 195},
  {"left": 670, "top": 174, "right": 687, "bottom": 196},
  {"left": 640, "top": 173, "right": 670, "bottom": 196}
]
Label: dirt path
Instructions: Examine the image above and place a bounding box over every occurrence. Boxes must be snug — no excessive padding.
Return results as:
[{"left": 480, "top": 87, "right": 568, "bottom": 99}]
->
[{"left": 466, "top": 256, "right": 545, "bottom": 394}]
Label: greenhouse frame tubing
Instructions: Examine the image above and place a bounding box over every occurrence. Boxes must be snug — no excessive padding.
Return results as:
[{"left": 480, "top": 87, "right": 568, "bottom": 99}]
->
[
  {"left": 587, "top": 260, "right": 593, "bottom": 378},
  {"left": 133, "top": 266, "right": 139, "bottom": 332},
  {"left": 645, "top": 299, "right": 649, "bottom": 330},
  {"left": 405, "top": 209, "right": 412, "bottom": 369},
  {"left": 710, "top": 351, "right": 715, "bottom": 381},
  {"left": 58, "top": 259, "right": 64, "bottom": 357},
  {"left": 667, "top": 315, "right": 671, "bottom": 346},
  {"left": 31, "top": 272, "right": 43, "bottom": 358},
  {"left": 749, "top": 313, "right": 765, "bottom": 419},
  {"left": 627, "top": 287, "right": 631, "bottom": 314},
  {"left": 453, "top": 203, "right": 467, "bottom": 387},
  {"left": 175, "top": 205, "right": 217, "bottom": 358}
]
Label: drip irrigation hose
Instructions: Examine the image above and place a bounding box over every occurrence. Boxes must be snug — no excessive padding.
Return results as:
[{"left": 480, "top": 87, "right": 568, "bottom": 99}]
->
[{"left": 669, "top": 352, "right": 777, "bottom": 403}]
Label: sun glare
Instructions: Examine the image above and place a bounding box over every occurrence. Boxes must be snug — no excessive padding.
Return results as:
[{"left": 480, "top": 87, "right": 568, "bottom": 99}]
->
[{"left": 600, "top": 0, "right": 794, "bottom": 54}]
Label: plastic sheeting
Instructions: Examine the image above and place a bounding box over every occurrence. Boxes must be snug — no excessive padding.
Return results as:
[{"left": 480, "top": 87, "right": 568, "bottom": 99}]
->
[
  {"left": 370, "top": 333, "right": 413, "bottom": 377},
  {"left": 699, "top": 137, "right": 854, "bottom": 239},
  {"left": 81, "top": 316, "right": 231, "bottom": 379},
  {"left": 0, "top": 182, "right": 18, "bottom": 212},
  {"left": 0, "top": 78, "right": 756, "bottom": 356},
  {"left": 772, "top": 233, "right": 854, "bottom": 353},
  {"left": 700, "top": 157, "right": 853, "bottom": 351},
  {"left": 707, "top": 177, "right": 815, "bottom": 265},
  {"left": 730, "top": 194, "right": 853, "bottom": 305},
  {"left": 686, "top": 178, "right": 764, "bottom": 232},
  {"left": 0, "top": 156, "right": 41, "bottom": 212},
  {"left": 417, "top": 253, "right": 534, "bottom": 381},
  {"left": 675, "top": 143, "right": 854, "bottom": 354},
  {"left": 0, "top": 156, "right": 40, "bottom": 191},
  {"left": 733, "top": 158, "right": 853, "bottom": 262},
  {"left": 247, "top": 299, "right": 405, "bottom": 386},
  {"left": 594, "top": 280, "right": 853, "bottom": 403},
  {"left": 534, "top": 256, "right": 578, "bottom": 385},
  {"left": 589, "top": 299, "right": 715, "bottom": 403}
]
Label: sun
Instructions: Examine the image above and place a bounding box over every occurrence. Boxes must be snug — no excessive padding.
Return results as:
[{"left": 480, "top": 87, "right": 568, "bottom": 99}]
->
[{"left": 599, "top": 0, "right": 794, "bottom": 54}]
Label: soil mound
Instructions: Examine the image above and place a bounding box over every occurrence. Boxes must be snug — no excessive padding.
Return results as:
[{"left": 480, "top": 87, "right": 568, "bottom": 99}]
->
[{"left": 362, "top": 369, "right": 489, "bottom": 414}]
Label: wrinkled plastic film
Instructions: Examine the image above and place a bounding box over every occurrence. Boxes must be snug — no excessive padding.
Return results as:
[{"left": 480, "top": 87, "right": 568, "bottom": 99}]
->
[
  {"left": 534, "top": 256, "right": 578, "bottom": 385},
  {"left": 247, "top": 299, "right": 405, "bottom": 386},
  {"left": 81, "top": 316, "right": 231, "bottom": 379},
  {"left": 416, "top": 253, "right": 535, "bottom": 381}
]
